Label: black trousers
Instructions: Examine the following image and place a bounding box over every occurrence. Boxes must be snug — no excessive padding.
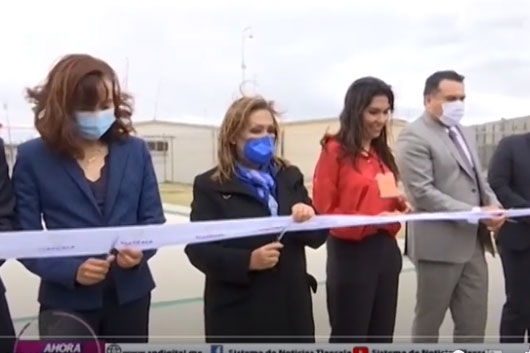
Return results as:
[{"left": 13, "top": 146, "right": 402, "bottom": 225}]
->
[
  {"left": 326, "top": 232, "right": 402, "bottom": 343},
  {"left": 0, "top": 292, "right": 15, "bottom": 352},
  {"left": 499, "top": 244, "right": 530, "bottom": 342},
  {"left": 38, "top": 287, "right": 151, "bottom": 344}
]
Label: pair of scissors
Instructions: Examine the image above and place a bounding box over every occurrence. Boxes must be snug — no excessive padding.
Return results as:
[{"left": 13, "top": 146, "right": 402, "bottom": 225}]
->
[
  {"left": 109, "top": 237, "right": 120, "bottom": 256},
  {"left": 277, "top": 224, "right": 291, "bottom": 241}
]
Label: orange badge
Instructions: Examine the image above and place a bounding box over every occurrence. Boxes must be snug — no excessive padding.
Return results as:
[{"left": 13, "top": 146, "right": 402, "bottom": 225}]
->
[{"left": 376, "top": 172, "right": 400, "bottom": 198}]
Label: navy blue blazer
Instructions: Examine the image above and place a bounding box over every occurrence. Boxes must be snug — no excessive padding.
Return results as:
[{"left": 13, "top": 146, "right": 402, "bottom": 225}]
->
[
  {"left": 488, "top": 133, "right": 530, "bottom": 251},
  {"left": 12, "top": 136, "right": 165, "bottom": 310},
  {"left": 0, "top": 138, "right": 17, "bottom": 294}
]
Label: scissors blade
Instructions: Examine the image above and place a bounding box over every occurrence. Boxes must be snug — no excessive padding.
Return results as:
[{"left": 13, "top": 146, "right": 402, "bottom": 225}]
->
[
  {"left": 109, "top": 237, "right": 119, "bottom": 253},
  {"left": 277, "top": 225, "right": 290, "bottom": 241}
]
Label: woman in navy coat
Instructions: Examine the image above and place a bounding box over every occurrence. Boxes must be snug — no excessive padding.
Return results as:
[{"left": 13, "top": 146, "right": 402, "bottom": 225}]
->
[{"left": 12, "top": 54, "right": 165, "bottom": 343}]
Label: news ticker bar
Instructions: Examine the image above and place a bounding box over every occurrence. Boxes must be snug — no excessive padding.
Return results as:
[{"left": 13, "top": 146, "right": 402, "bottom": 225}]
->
[{"left": 99, "top": 344, "right": 530, "bottom": 353}]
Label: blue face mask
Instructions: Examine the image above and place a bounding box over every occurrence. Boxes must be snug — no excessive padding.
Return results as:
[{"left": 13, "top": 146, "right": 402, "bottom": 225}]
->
[
  {"left": 75, "top": 108, "right": 115, "bottom": 140},
  {"left": 243, "top": 135, "right": 275, "bottom": 166}
]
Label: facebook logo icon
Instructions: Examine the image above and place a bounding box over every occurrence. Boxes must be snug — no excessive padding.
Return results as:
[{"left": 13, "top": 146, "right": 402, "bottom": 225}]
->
[{"left": 211, "top": 345, "right": 223, "bottom": 353}]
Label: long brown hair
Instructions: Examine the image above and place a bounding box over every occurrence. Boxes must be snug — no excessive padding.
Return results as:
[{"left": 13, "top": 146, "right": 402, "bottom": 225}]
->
[
  {"left": 213, "top": 96, "right": 287, "bottom": 183},
  {"left": 322, "top": 76, "right": 399, "bottom": 178},
  {"left": 26, "top": 54, "right": 134, "bottom": 159}
]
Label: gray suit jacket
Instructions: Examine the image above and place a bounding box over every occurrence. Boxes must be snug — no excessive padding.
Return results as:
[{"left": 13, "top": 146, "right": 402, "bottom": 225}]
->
[{"left": 395, "top": 112, "right": 499, "bottom": 263}]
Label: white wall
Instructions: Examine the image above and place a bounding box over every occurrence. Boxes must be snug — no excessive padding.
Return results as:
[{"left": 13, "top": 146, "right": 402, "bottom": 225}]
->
[
  {"left": 282, "top": 119, "right": 407, "bottom": 183},
  {"left": 135, "top": 122, "right": 218, "bottom": 184},
  {"left": 281, "top": 121, "right": 340, "bottom": 182}
]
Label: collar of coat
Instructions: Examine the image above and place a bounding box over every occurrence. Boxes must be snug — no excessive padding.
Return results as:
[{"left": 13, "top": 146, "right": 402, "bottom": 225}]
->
[{"left": 199, "top": 165, "right": 303, "bottom": 200}]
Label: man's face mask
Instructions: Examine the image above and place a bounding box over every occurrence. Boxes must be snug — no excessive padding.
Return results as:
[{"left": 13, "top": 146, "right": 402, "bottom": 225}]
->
[{"left": 439, "top": 100, "right": 465, "bottom": 127}]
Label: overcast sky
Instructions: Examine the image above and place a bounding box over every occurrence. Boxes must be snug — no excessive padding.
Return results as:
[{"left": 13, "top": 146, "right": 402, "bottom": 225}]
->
[{"left": 0, "top": 0, "right": 529, "bottom": 141}]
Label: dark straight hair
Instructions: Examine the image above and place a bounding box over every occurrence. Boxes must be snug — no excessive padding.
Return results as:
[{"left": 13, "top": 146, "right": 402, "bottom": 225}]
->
[{"left": 323, "top": 76, "right": 399, "bottom": 178}]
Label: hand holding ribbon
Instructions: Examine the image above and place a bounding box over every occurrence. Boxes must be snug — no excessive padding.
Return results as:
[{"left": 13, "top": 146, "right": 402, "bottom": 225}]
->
[
  {"left": 291, "top": 203, "right": 315, "bottom": 223},
  {"left": 116, "top": 248, "right": 144, "bottom": 269},
  {"left": 75, "top": 255, "right": 115, "bottom": 286},
  {"left": 480, "top": 205, "right": 506, "bottom": 233}
]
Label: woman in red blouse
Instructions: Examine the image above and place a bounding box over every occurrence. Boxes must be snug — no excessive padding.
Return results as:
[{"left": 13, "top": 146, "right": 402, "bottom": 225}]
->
[{"left": 313, "top": 77, "right": 410, "bottom": 343}]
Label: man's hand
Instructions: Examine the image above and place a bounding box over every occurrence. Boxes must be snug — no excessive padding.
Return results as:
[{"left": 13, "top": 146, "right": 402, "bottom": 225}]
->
[
  {"left": 480, "top": 205, "right": 506, "bottom": 233},
  {"left": 116, "top": 248, "right": 143, "bottom": 269}
]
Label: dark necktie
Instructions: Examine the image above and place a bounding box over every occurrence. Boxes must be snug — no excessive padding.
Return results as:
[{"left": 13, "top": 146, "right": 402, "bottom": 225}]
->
[
  {"left": 448, "top": 128, "right": 496, "bottom": 255},
  {"left": 448, "top": 128, "right": 473, "bottom": 171}
]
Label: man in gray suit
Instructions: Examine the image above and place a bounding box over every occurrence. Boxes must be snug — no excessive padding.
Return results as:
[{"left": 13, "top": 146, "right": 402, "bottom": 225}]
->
[{"left": 395, "top": 70, "right": 505, "bottom": 343}]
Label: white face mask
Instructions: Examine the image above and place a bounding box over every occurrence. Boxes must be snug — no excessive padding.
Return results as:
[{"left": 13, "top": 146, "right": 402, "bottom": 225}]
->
[{"left": 439, "top": 100, "right": 465, "bottom": 127}]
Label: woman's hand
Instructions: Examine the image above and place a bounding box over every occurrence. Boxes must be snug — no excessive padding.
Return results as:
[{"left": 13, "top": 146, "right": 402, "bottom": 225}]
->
[
  {"left": 377, "top": 211, "right": 402, "bottom": 217},
  {"left": 76, "top": 255, "right": 114, "bottom": 285},
  {"left": 397, "top": 195, "right": 413, "bottom": 213},
  {"left": 116, "top": 248, "right": 143, "bottom": 269},
  {"left": 249, "top": 242, "right": 284, "bottom": 271},
  {"left": 291, "top": 203, "right": 315, "bottom": 223}
]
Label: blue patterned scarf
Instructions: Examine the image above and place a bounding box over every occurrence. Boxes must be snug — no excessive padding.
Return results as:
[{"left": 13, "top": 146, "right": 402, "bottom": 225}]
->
[{"left": 235, "top": 163, "right": 279, "bottom": 216}]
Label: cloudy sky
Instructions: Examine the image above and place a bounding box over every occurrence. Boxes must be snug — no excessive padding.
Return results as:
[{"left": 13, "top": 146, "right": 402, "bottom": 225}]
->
[{"left": 0, "top": 0, "right": 529, "bottom": 141}]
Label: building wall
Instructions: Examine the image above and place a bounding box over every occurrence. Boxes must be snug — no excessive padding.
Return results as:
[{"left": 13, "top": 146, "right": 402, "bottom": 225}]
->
[
  {"left": 472, "top": 115, "right": 530, "bottom": 171},
  {"left": 280, "top": 118, "right": 408, "bottom": 182},
  {"left": 135, "top": 121, "right": 218, "bottom": 184},
  {"left": 134, "top": 118, "right": 408, "bottom": 185},
  {"left": 280, "top": 119, "right": 340, "bottom": 181}
]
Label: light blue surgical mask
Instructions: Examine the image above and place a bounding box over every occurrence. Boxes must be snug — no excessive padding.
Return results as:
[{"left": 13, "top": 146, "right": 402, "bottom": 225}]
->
[{"left": 74, "top": 108, "right": 115, "bottom": 140}]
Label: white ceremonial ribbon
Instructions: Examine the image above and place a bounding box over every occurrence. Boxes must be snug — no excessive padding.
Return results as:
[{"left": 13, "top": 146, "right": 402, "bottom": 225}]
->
[{"left": 0, "top": 208, "right": 527, "bottom": 260}]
